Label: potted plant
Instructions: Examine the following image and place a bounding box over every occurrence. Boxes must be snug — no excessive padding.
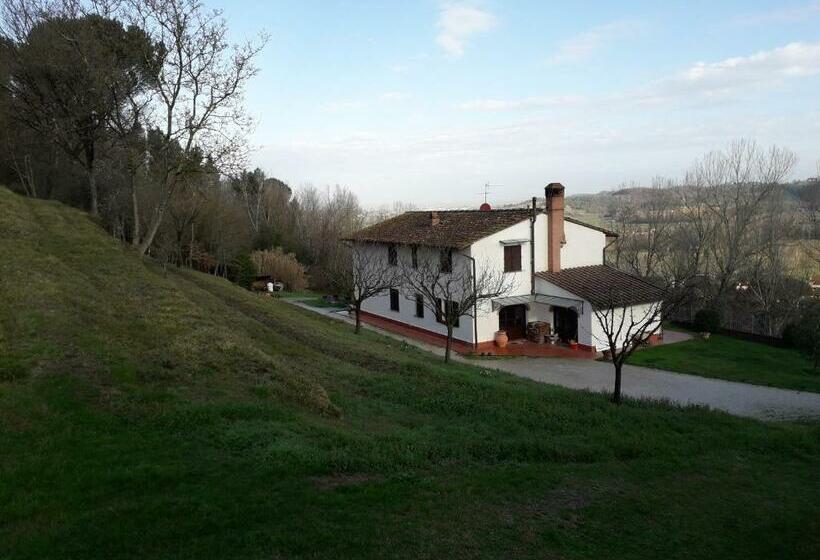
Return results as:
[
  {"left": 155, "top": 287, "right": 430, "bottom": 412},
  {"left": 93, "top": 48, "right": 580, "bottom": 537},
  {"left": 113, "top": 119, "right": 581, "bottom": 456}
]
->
[
  {"left": 494, "top": 330, "right": 509, "bottom": 348},
  {"left": 569, "top": 339, "right": 579, "bottom": 350}
]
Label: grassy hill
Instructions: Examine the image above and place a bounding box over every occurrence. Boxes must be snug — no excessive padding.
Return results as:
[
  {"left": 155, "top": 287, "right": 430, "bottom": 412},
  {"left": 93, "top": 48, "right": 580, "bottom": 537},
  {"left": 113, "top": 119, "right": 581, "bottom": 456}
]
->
[{"left": 1, "top": 187, "right": 819, "bottom": 559}]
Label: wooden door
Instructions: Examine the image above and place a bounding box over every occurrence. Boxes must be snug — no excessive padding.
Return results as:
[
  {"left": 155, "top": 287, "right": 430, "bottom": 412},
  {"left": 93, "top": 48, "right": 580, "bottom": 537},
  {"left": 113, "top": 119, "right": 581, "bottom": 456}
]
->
[
  {"left": 499, "top": 304, "right": 527, "bottom": 340},
  {"left": 554, "top": 307, "right": 578, "bottom": 342}
]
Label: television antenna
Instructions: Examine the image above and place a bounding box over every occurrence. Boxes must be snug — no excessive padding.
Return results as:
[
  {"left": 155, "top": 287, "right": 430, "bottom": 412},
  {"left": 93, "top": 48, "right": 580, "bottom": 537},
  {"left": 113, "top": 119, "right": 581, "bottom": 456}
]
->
[{"left": 478, "top": 182, "right": 502, "bottom": 204}]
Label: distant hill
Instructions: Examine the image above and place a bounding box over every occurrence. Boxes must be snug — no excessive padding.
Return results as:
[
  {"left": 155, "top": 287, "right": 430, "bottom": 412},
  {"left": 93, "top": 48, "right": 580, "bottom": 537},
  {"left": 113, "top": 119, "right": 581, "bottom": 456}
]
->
[{"left": 504, "top": 179, "right": 820, "bottom": 231}]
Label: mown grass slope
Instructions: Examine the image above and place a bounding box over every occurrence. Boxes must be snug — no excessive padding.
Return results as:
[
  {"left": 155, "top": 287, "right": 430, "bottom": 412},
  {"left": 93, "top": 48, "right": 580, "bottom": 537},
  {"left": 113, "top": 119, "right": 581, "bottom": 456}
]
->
[{"left": 1, "top": 188, "right": 819, "bottom": 559}]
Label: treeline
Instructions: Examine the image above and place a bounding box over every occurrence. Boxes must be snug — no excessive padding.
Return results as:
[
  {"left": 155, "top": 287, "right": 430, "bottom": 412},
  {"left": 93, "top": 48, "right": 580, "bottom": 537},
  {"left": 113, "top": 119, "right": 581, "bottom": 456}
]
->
[
  {"left": 605, "top": 140, "right": 819, "bottom": 339},
  {"left": 0, "top": 0, "right": 367, "bottom": 290}
]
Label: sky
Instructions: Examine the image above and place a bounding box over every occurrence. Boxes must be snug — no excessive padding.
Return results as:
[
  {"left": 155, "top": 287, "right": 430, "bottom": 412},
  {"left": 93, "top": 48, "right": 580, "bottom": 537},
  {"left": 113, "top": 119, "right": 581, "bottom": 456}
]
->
[{"left": 211, "top": 0, "right": 820, "bottom": 208}]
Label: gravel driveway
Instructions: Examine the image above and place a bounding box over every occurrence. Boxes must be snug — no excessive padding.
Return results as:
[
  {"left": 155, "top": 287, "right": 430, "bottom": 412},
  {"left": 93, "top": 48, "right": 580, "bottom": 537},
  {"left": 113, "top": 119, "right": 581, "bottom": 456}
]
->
[
  {"left": 485, "top": 357, "right": 820, "bottom": 421},
  {"left": 288, "top": 300, "right": 820, "bottom": 421}
]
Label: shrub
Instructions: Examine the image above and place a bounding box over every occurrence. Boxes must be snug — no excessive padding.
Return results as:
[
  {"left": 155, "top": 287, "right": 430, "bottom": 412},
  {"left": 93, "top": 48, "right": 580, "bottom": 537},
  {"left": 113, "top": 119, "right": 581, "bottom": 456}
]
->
[
  {"left": 693, "top": 308, "right": 721, "bottom": 333},
  {"left": 233, "top": 254, "right": 257, "bottom": 290},
  {"left": 251, "top": 248, "right": 308, "bottom": 292},
  {"left": 782, "top": 322, "right": 801, "bottom": 348},
  {"left": 784, "top": 302, "right": 820, "bottom": 372}
]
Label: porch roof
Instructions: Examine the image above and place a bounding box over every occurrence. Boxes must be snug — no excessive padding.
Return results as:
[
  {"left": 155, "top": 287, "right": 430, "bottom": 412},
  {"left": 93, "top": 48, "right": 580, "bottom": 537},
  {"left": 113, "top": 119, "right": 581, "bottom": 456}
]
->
[
  {"left": 491, "top": 293, "right": 585, "bottom": 313},
  {"left": 535, "top": 265, "right": 665, "bottom": 309}
]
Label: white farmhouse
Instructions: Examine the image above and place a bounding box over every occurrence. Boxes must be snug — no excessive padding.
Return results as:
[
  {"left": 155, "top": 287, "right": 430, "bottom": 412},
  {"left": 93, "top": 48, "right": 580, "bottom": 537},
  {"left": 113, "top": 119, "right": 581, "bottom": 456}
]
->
[{"left": 345, "top": 183, "right": 664, "bottom": 356}]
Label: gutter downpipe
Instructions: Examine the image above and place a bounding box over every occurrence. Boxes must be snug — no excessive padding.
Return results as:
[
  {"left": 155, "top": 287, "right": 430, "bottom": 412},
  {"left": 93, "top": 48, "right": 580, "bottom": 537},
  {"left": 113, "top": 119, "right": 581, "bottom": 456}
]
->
[
  {"left": 462, "top": 252, "right": 479, "bottom": 352},
  {"left": 530, "top": 196, "right": 537, "bottom": 295}
]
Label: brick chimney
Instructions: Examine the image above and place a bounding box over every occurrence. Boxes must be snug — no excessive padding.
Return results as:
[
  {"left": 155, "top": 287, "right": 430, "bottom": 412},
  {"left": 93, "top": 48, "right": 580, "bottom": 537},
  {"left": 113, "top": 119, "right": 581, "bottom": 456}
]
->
[
  {"left": 430, "top": 211, "right": 440, "bottom": 226},
  {"left": 545, "top": 183, "right": 565, "bottom": 272}
]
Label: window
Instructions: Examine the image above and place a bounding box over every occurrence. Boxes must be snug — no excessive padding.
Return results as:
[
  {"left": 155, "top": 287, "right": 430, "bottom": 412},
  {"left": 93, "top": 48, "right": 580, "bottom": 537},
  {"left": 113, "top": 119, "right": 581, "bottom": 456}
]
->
[
  {"left": 439, "top": 249, "right": 452, "bottom": 273},
  {"left": 504, "top": 244, "right": 522, "bottom": 272},
  {"left": 411, "top": 245, "right": 418, "bottom": 269},
  {"left": 436, "top": 298, "right": 459, "bottom": 327},
  {"left": 415, "top": 294, "right": 424, "bottom": 318},
  {"left": 387, "top": 244, "right": 397, "bottom": 266},
  {"left": 389, "top": 289, "right": 400, "bottom": 311}
]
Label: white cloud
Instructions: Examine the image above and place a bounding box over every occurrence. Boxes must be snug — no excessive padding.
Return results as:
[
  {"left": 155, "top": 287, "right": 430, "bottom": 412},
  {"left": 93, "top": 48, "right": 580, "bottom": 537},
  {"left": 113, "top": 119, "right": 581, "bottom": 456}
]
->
[
  {"left": 548, "top": 19, "right": 642, "bottom": 64},
  {"left": 457, "top": 42, "right": 820, "bottom": 113},
  {"left": 380, "top": 92, "right": 411, "bottom": 102},
  {"left": 638, "top": 42, "right": 820, "bottom": 104},
  {"left": 320, "top": 100, "right": 367, "bottom": 112},
  {"left": 732, "top": 2, "right": 820, "bottom": 25},
  {"left": 256, "top": 109, "right": 820, "bottom": 207},
  {"left": 457, "top": 95, "right": 583, "bottom": 111},
  {"left": 436, "top": 3, "right": 496, "bottom": 58},
  {"left": 264, "top": 44, "right": 820, "bottom": 206}
]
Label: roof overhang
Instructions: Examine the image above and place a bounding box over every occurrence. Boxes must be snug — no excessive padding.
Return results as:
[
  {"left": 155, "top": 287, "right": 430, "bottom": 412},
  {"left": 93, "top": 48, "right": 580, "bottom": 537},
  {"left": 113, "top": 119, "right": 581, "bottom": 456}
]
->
[
  {"left": 491, "top": 293, "right": 585, "bottom": 314},
  {"left": 499, "top": 238, "right": 530, "bottom": 245}
]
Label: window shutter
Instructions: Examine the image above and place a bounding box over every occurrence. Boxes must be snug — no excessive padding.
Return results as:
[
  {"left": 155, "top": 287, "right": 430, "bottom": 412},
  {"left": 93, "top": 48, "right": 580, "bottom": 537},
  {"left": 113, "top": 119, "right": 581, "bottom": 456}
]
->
[{"left": 504, "top": 245, "right": 522, "bottom": 272}]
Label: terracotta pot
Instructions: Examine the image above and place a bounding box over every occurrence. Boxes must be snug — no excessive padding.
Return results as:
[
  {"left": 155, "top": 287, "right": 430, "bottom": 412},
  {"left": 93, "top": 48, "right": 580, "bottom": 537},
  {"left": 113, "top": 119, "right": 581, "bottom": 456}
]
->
[
  {"left": 569, "top": 341, "right": 579, "bottom": 350},
  {"left": 494, "top": 330, "right": 509, "bottom": 348}
]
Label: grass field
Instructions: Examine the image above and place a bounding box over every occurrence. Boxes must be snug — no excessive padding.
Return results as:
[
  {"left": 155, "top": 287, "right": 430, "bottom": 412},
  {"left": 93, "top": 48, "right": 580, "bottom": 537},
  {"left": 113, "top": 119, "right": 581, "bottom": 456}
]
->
[
  {"left": 628, "top": 330, "right": 819, "bottom": 393},
  {"left": 301, "top": 296, "right": 347, "bottom": 309},
  {"left": 1, "top": 188, "right": 819, "bottom": 559}
]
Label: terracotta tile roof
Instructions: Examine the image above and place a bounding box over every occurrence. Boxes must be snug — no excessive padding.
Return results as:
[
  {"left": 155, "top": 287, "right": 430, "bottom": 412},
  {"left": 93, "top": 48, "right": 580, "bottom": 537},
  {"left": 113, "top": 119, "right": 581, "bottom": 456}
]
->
[
  {"left": 344, "top": 209, "right": 535, "bottom": 249},
  {"left": 536, "top": 265, "right": 664, "bottom": 309}
]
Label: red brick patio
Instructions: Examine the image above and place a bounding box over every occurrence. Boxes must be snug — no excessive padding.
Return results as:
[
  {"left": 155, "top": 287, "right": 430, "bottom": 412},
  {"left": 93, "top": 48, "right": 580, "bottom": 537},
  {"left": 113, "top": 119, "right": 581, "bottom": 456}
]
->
[{"left": 358, "top": 311, "right": 595, "bottom": 359}]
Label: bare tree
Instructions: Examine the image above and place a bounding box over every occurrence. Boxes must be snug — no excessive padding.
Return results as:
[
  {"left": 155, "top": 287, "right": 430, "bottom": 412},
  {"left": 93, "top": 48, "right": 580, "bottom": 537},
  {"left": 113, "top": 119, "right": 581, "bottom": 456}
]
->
[
  {"left": 124, "top": 0, "right": 267, "bottom": 256},
  {"left": 743, "top": 185, "right": 809, "bottom": 335},
  {"left": 595, "top": 224, "right": 705, "bottom": 405},
  {"left": 294, "top": 184, "right": 364, "bottom": 290},
  {"left": 610, "top": 178, "right": 676, "bottom": 279},
  {"left": 341, "top": 243, "right": 401, "bottom": 334},
  {"left": 592, "top": 276, "right": 700, "bottom": 405},
  {"left": 232, "top": 168, "right": 267, "bottom": 234},
  {"left": 400, "top": 249, "right": 514, "bottom": 363},
  {"left": 801, "top": 161, "right": 820, "bottom": 266},
  {"left": 688, "top": 139, "right": 797, "bottom": 301},
  {"left": 107, "top": 75, "right": 154, "bottom": 246},
  {"left": 594, "top": 302, "right": 661, "bottom": 405}
]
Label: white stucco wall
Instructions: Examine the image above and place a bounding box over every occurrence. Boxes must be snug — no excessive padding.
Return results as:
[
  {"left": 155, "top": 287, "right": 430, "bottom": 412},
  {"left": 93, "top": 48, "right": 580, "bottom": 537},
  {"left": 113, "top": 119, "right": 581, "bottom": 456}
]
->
[
  {"left": 468, "top": 217, "right": 535, "bottom": 342},
  {"left": 352, "top": 215, "right": 614, "bottom": 346},
  {"left": 561, "top": 220, "right": 606, "bottom": 268},
  {"left": 589, "top": 302, "right": 663, "bottom": 351},
  {"left": 534, "top": 277, "right": 593, "bottom": 346},
  {"left": 355, "top": 242, "right": 476, "bottom": 343},
  {"left": 534, "top": 277, "right": 663, "bottom": 350}
]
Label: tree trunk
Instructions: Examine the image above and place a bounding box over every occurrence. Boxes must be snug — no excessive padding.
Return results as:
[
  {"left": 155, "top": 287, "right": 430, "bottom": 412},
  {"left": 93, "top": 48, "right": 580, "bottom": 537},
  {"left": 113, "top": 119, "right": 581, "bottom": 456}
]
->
[
  {"left": 88, "top": 165, "right": 99, "bottom": 217},
  {"left": 612, "top": 361, "right": 623, "bottom": 404},
  {"left": 138, "top": 196, "right": 170, "bottom": 257},
  {"left": 444, "top": 324, "right": 453, "bottom": 363},
  {"left": 131, "top": 173, "right": 140, "bottom": 246},
  {"left": 354, "top": 302, "right": 362, "bottom": 334},
  {"left": 189, "top": 222, "right": 195, "bottom": 267}
]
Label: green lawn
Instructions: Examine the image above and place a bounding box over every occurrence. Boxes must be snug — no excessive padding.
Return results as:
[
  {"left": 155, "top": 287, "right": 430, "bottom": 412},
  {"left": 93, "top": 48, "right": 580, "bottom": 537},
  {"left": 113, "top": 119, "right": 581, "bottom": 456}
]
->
[
  {"left": 302, "top": 296, "right": 347, "bottom": 309},
  {"left": 277, "top": 289, "right": 318, "bottom": 299},
  {"left": 628, "top": 331, "right": 819, "bottom": 393},
  {"left": 1, "top": 187, "right": 819, "bottom": 559}
]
